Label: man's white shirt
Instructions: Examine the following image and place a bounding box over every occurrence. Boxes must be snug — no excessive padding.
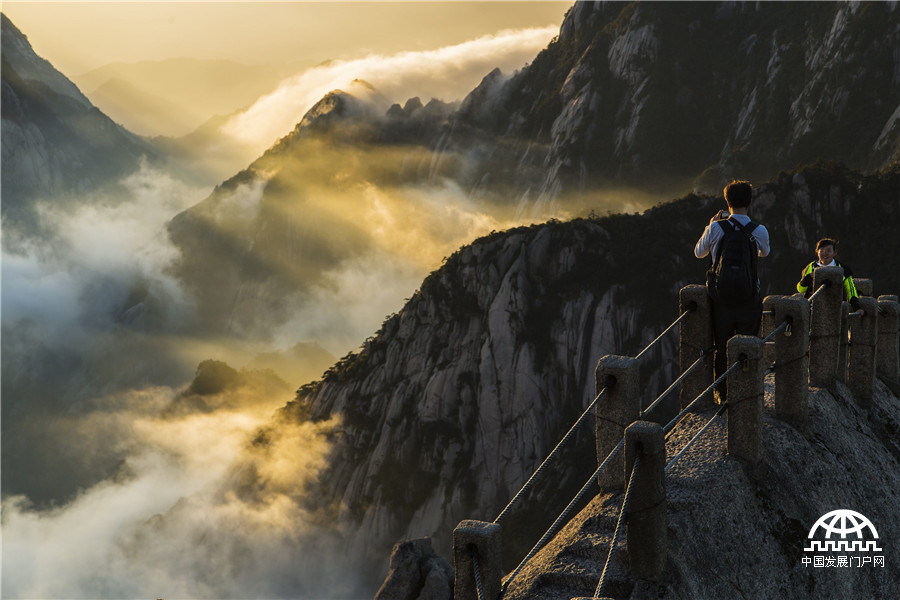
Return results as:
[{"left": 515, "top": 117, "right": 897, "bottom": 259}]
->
[{"left": 694, "top": 214, "right": 770, "bottom": 260}]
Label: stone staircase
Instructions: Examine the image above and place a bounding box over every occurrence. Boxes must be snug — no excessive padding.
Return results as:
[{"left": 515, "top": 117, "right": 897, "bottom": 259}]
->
[
  {"left": 501, "top": 495, "right": 635, "bottom": 600},
  {"left": 499, "top": 405, "right": 735, "bottom": 600}
]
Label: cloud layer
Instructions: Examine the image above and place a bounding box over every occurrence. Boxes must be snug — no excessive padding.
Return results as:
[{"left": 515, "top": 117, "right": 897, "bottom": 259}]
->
[
  {"left": 2, "top": 380, "right": 357, "bottom": 599},
  {"left": 1, "top": 21, "right": 665, "bottom": 599},
  {"left": 222, "top": 26, "right": 558, "bottom": 159}
]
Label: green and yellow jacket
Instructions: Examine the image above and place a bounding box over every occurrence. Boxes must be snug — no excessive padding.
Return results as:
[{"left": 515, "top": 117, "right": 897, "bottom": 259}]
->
[{"left": 796, "top": 260, "right": 860, "bottom": 311}]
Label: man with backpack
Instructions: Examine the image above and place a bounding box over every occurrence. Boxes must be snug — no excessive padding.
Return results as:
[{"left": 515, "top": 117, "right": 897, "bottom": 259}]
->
[{"left": 694, "top": 180, "right": 770, "bottom": 403}]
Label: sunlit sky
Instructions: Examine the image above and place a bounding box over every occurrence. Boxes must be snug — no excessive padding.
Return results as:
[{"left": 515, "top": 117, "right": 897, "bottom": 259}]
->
[{"left": 3, "top": 1, "right": 572, "bottom": 76}]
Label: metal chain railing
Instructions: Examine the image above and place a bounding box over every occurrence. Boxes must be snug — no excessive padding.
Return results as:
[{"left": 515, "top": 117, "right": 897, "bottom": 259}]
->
[
  {"left": 501, "top": 438, "right": 625, "bottom": 595},
  {"left": 761, "top": 318, "right": 790, "bottom": 343},
  {"left": 641, "top": 348, "right": 713, "bottom": 418},
  {"left": 635, "top": 307, "right": 694, "bottom": 361},
  {"left": 473, "top": 282, "right": 895, "bottom": 600},
  {"left": 494, "top": 388, "right": 608, "bottom": 525},
  {"left": 665, "top": 403, "right": 728, "bottom": 473},
  {"left": 593, "top": 452, "right": 641, "bottom": 598},
  {"left": 807, "top": 279, "right": 832, "bottom": 302},
  {"left": 494, "top": 308, "right": 695, "bottom": 596},
  {"left": 663, "top": 358, "right": 742, "bottom": 436},
  {"left": 470, "top": 548, "right": 485, "bottom": 600}
]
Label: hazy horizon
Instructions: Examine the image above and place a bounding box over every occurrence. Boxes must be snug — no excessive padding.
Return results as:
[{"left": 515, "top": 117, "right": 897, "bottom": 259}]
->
[
  {"left": 3, "top": 1, "right": 570, "bottom": 143},
  {"left": 2, "top": 1, "right": 571, "bottom": 74}
]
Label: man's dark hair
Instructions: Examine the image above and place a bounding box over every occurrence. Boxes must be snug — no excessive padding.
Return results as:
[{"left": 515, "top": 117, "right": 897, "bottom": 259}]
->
[
  {"left": 816, "top": 238, "right": 838, "bottom": 251},
  {"left": 724, "top": 179, "right": 753, "bottom": 208}
]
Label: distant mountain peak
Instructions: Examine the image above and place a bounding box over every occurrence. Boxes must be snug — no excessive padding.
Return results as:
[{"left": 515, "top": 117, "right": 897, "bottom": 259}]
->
[
  {"left": 1, "top": 13, "right": 92, "bottom": 109},
  {"left": 1, "top": 14, "right": 161, "bottom": 241}
]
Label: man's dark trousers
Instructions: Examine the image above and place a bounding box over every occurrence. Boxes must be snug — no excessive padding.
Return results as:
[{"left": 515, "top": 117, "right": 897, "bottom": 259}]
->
[{"left": 711, "top": 294, "right": 762, "bottom": 402}]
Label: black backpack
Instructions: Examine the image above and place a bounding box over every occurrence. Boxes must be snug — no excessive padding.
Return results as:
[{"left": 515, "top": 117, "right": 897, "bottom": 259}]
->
[{"left": 707, "top": 218, "right": 759, "bottom": 306}]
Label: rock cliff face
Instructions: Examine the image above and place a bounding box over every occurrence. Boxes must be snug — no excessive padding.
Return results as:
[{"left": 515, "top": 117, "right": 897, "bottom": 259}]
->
[
  {"left": 0, "top": 14, "right": 158, "bottom": 238},
  {"left": 275, "top": 164, "right": 899, "bottom": 591},
  {"left": 437, "top": 1, "right": 900, "bottom": 210}
]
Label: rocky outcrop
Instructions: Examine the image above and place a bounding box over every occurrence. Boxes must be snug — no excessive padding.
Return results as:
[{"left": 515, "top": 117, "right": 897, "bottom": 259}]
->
[
  {"left": 374, "top": 538, "right": 452, "bottom": 600},
  {"left": 436, "top": 1, "right": 900, "bottom": 210}
]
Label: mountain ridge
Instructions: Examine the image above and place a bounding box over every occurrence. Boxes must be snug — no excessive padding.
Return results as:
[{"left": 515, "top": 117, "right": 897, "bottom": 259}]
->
[
  {"left": 160, "top": 1, "right": 900, "bottom": 340},
  {"left": 435, "top": 0, "right": 900, "bottom": 208},
  {"left": 0, "top": 13, "right": 160, "bottom": 240}
]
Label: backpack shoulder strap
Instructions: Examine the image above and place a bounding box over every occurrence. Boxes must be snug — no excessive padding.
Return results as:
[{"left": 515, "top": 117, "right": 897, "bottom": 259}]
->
[
  {"left": 725, "top": 217, "right": 757, "bottom": 234},
  {"left": 730, "top": 219, "right": 759, "bottom": 247},
  {"left": 715, "top": 219, "right": 733, "bottom": 234},
  {"left": 712, "top": 219, "right": 735, "bottom": 265}
]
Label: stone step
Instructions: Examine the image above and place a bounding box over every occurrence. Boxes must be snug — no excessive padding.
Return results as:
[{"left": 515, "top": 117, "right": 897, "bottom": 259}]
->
[
  {"left": 529, "top": 567, "right": 634, "bottom": 600},
  {"left": 563, "top": 530, "right": 618, "bottom": 560},
  {"left": 509, "top": 546, "right": 633, "bottom": 600}
]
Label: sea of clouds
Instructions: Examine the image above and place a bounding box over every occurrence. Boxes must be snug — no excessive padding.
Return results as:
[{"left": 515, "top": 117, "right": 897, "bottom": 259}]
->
[{"left": 2, "top": 27, "right": 561, "bottom": 599}]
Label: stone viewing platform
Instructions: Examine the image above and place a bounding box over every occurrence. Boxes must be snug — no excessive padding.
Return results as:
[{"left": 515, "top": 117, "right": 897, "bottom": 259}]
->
[
  {"left": 496, "top": 376, "right": 900, "bottom": 600},
  {"left": 379, "top": 372, "right": 899, "bottom": 599}
]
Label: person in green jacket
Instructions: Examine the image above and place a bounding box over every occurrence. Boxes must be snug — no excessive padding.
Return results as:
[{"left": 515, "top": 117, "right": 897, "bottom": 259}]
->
[{"left": 796, "top": 238, "right": 861, "bottom": 312}]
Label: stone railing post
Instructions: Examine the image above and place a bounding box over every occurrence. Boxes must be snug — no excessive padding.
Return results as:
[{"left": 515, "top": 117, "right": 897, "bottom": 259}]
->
[
  {"left": 837, "top": 302, "right": 850, "bottom": 384},
  {"left": 761, "top": 302, "right": 777, "bottom": 373},
  {"left": 855, "top": 278, "right": 873, "bottom": 297},
  {"left": 848, "top": 297, "right": 879, "bottom": 409},
  {"left": 679, "top": 285, "right": 714, "bottom": 411},
  {"left": 856, "top": 277, "right": 878, "bottom": 383},
  {"left": 452, "top": 520, "right": 501, "bottom": 600},
  {"left": 624, "top": 421, "right": 667, "bottom": 580},
  {"left": 762, "top": 295, "right": 810, "bottom": 433},
  {"left": 877, "top": 295, "right": 899, "bottom": 381},
  {"left": 596, "top": 355, "right": 640, "bottom": 491},
  {"left": 809, "top": 266, "right": 844, "bottom": 388},
  {"left": 726, "top": 335, "right": 764, "bottom": 468}
]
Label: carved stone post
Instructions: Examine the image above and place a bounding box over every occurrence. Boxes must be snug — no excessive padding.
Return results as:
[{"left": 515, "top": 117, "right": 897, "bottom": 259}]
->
[
  {"left": 851, "top": 277, "right": 872, "bottom": 382},
  {"left": 877, "top": 295, "right": 899, "bottom": 381},
  {"left": 854, "top": 278, "right": 873, "bottom": 297},
  {"left": 679, "top": 285, "right": 714, "bottom": 411},
  {"left": 808, "top": 266, "right": 844, "bottom": 388},
  {"left": 726, "top": 335, "right": 764, "bottom": 467},
  {"left": 596, "top": 355, "right": 640, "bottom": 491},
  {"left": 452, "top": 521, "right": 501, "bottom": 600},
  {"left": 761, "top": 300, "right": 778, "bottom": 374},
  {"left": 848, "top": 297, "right": 879, "bottom": 408},
  {"left": 763, "top": 295, "right": 810, "bottom": 433},
  {"left": 624, "top": 421, "right": 667, "bottom": 580}
]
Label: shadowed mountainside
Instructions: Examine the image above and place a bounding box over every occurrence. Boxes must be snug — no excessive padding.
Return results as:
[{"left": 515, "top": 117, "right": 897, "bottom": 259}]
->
[{"left": 440, "top": 0, "right": 900, "bottom": 209}]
